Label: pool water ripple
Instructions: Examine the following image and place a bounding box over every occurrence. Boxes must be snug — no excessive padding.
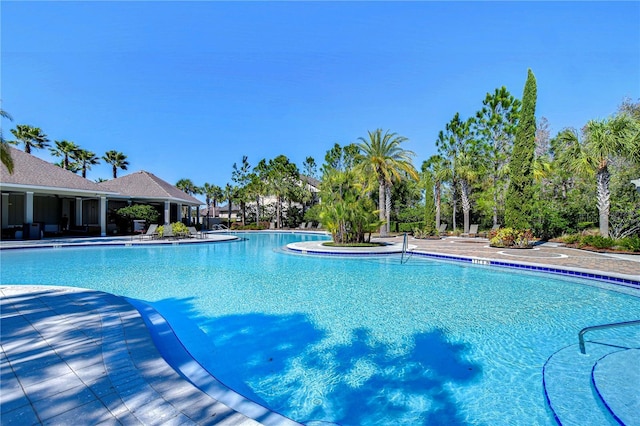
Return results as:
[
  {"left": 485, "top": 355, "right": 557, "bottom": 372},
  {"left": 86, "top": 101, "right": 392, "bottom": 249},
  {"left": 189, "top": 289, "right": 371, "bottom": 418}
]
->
[{"left": 1, "top": 232, "right": 639, "bottom": 425}]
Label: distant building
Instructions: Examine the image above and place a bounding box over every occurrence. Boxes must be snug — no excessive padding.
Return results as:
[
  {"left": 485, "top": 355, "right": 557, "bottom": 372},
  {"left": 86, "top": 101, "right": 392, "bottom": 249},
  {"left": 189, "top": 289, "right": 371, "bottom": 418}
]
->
[{"left": 1, "top": 147, "right": 201, "bottom": 238}]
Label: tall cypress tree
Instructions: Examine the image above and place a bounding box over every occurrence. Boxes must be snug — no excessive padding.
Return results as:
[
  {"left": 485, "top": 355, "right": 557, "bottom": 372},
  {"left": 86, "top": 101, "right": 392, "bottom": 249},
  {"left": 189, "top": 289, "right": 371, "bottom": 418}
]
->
[{"left": 505, "top": 69, "right": 537, "bottom": 230}]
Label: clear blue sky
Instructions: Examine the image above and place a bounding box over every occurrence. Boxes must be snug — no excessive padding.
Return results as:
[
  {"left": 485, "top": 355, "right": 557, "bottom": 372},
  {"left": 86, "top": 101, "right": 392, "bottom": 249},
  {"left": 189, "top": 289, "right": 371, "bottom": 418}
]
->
[{"left": 2, "top": 1, "right": 639, "bottom": 198}]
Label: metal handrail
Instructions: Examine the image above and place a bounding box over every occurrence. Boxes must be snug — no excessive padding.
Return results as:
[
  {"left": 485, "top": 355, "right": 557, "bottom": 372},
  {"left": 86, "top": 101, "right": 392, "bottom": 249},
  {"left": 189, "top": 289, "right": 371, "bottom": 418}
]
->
[
  {"left": 578, "top": 319, "right": 640, "bottom": 354},
  {"left": 400, "top": 232, "right": 409, "bottom": 264}
]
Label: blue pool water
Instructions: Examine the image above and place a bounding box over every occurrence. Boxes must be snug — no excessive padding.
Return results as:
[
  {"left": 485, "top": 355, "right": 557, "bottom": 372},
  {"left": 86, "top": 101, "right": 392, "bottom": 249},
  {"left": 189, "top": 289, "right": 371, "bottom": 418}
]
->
[{"left": 1, "top": 232, "right": 639, "bottom": 425}]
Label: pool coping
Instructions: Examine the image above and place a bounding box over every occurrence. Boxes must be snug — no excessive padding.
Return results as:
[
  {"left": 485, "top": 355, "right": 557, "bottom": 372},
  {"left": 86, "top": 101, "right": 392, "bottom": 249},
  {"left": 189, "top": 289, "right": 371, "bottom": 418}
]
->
[
  {"left": 0, "top": 233, "right": 239, "bottom": 250},
  {"left": 285, "top": 241, "right": 640, "bottom": 288}
]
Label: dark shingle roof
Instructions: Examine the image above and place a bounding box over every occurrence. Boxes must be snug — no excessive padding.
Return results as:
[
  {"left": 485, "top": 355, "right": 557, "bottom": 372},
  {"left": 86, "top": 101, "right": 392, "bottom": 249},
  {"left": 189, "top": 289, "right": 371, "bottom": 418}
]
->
[
  {"left": 98, "top": 171, "right": 202, "bottom": 205},
  {"left": 0, "top": 146, "right": 109, "bottom": 192}
]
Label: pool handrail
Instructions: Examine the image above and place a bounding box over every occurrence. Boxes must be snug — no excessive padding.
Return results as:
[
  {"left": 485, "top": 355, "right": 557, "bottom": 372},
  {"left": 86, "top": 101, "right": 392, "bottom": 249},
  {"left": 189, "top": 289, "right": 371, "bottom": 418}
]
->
[{"left": 578, "top": 319, "right": 640, "bottom": 354}]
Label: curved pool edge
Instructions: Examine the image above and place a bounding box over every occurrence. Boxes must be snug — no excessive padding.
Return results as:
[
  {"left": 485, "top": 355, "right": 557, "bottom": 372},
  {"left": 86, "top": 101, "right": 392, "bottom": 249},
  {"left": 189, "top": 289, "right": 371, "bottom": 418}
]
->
[
  {"left": 126, "top": 297, "right": 302, "bottom": 426},
  {"left": 285, "top": 241, "right": 640, "bottom": 289},
  {"left": 0, "top": 233, "right": 240, "bottom": 250}
]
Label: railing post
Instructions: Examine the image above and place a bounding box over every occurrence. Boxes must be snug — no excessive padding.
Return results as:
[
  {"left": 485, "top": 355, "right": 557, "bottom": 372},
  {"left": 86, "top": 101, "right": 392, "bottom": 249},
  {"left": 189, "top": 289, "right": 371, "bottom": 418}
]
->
[{"left": 578, "top": 319, "right": 640, "bottom": 354}]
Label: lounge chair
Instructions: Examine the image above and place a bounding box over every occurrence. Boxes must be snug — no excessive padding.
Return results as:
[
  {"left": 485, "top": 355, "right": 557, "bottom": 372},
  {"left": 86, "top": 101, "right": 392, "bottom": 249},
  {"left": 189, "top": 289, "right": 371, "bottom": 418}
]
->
[
  {"left": 162, "top": 223, "right": 174, "bottom": 239},
  {"left": 461, "top": 224, "right": 479, "bottom": 238},
  {"left": 139, "top": 224, "right": 158, "bottom": 240},
  {"left": 269, "top": 222, "right": 276, "bottom": 230},
  {"left": 437, "top": 223, "right": 447, "bottom": 236},
  {"left": 187, "top": 226, "right": 202, "bottom": 239},
  {"left": 297, "top": 222, "right": 307, "bottom": 230}
]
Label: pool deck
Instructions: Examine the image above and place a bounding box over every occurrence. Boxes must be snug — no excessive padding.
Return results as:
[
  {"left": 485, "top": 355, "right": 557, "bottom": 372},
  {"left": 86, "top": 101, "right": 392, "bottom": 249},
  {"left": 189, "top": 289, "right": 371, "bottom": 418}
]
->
[{"left": 1, "top": 233, "right": 638, "bottom": 425}]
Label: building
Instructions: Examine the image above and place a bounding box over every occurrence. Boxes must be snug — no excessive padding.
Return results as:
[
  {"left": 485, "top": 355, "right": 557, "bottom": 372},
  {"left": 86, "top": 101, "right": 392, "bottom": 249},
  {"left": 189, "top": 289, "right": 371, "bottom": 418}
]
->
[{"left": 1, "top": 147, "right": 201, "bottom": 238}]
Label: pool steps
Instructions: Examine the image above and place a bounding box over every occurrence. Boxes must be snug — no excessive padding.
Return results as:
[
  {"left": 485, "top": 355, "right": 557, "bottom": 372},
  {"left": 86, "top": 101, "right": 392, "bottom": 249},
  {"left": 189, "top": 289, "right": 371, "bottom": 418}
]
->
[
  {"left": 543, "top": 339, "right": 639, "bottom": 425},
  {"left": 592, "top": 349, "right": 640, "bottom": 425}
]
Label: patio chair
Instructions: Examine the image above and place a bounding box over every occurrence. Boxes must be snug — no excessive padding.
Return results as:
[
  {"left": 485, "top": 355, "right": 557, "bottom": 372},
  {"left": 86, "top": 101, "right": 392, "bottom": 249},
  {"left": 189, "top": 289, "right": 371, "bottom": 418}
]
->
[
  {"left": 461, "top": 224, "right": 479, "bottom": 238},
  {"left": 297, "top": 222, "right": 307, "bottom": 230},
  {"left": 187, "top": 226, "right": 202, "bottom": 239},
  {"left": 438, "top": 223, "right": 447, "bottom": 236},
  {"left": 162, "top": 223, "right": 174, "bottom": 239},
  {"left": 138, "top": 224, "right": 158, "bottom": 240}
]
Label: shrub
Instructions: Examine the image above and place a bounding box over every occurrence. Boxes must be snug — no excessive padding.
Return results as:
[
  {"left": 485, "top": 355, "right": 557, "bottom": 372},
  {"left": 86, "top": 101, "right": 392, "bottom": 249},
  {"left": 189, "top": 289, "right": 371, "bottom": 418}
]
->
[
  {"left": 115, "top": 204, "right": 160, "bottom": 231},
  {"left": 490, "top": 228, "right": 534, "bottom": 248},
  {"left": 157, "top": 222, "right": 188, "bottom": 237},
  {"left": 581, "top": 235, "right": 615, "bottom": 249},
  {"left": 398, "top": 222, "right": 423, "bottom": 233},
  {"left": 577, "top": 221, "right": 595, "bottom": 230},
  {"left": 560, "top": 234, "right": 581, "bottom": 244},
  {"left": 618, "top": 236, "right": 640, "bottom": 252}
]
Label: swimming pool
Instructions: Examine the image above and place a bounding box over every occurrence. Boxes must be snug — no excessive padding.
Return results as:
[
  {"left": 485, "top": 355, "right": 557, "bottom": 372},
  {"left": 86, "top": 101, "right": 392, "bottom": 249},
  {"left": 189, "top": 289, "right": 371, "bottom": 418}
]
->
[{"left": 1, "top": 232, "right": 639, "bottom": 425}]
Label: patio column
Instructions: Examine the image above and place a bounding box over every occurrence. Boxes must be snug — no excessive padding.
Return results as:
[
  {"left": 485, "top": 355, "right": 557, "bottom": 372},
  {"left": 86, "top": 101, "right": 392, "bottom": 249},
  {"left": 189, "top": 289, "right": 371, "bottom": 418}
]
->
[
  {"left": 164, "top": 200, "right": 170, "bottom": 225},
  {"left": 2, "top": 193, "right": 8, "bottom": 228},
  {"left": 25, "top": 192, "right": 34, "bottom": 224},
  {"left": 75, "top": 198, "right": 83, "bottom": 226},
  {"left": 99, "top": 196, "right": 107, "bottom": 236}
]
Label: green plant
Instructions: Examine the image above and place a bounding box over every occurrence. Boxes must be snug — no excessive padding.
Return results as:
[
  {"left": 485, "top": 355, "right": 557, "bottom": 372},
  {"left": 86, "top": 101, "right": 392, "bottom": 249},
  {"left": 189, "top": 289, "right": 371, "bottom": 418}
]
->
[
  {"left": 618, "top": 236, "right": 640, "bottom": 252},
  {"left": 560, "top": 233, "right": 581, "bottom": 244},
  {"left": 116, "top": 204, "right": 159, "bottom": 225},
  {"left": 581, "top": 235, "right": 615, "bottom": 249},
  {"left": 413, "top": 227, "right": 438, "bottom": 239},
  {"left": 172, "top": 222, "right": 188, "bottom": 235},
  {"left": 398, "top": 221, "right": 423, "bottom": 232},
  {"left": 157, "top": 222, "right": 188, "bottom": 237},
  {"left": 577, "top": 221, "right": 595, "bottom": 230},
  {"left": 490, "top": 227, "right": 533, "bottom": 248}
]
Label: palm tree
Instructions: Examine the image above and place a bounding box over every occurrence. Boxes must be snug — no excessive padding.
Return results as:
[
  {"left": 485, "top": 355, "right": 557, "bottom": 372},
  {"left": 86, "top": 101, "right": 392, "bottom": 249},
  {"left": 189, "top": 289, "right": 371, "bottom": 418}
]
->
[
  {"left": 232, "top": 156, "right": 252, "bottom": 226},
  {"left": 9, "top": 124, "right": 50, "bottom": 154},
  {"left": 557, "top": 115, "right": 639, "bottom": 237},
  {"left": 176, "top": 178, "right": 198, "bottom": 195},
  {"left": 357, "top": 129, "right": 418, "bottom": 236},
  {"left": 222, "top": 183, "right": 237, "bottom": 228},
  {"left": 201, "top": 182, "right": 222, "bottom": 228},
  {"left": 176, "top": 179, "right": 201, "bottom": 224},
  {"left": 1, "top": 108, "right": 14, "bottom": 173},
  {"left": 50, "top": 140, "right": 79, "bottom": 170},
  {"left": 70, "top": 149, "right": 100, "bottom": 178},
  {"left": 422, "top": 155, "right": 450, "bottom": 230},
  {"left": 455, "top": 141, "right": 483, "bottom": 233},
  {"left": 102, "top": 150, "right": 129, "bottom": 178}
]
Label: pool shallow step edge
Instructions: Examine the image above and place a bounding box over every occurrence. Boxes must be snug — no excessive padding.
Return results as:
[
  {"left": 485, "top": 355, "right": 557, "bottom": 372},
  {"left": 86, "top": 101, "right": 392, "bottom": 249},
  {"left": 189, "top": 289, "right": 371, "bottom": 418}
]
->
[
  {"left": 592, "top": 348, "right": 640, "bottom": 426},
  {"left": 543, "top": 342, "right": 637, "bottom": 425}
]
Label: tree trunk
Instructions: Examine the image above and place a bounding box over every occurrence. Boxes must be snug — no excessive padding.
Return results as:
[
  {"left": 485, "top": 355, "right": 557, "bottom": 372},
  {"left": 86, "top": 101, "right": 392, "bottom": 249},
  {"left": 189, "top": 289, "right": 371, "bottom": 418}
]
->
[
  {"left": 492, "top": 175, "right": 498, "bottom": 226},
  {"left": 385, "top": 184, "right": 392, "bottom": 234},
  {"left": 435, "top": 182, "right": 441, "bottom": 228},
  {"left": 451, "top": 177, "right": 458, "bottom": 232},
  {"left": 460, "top": 179, "right": 471, "bottom": 233},
  {"left": 597, "top": 168, "right": 610, "bottom": 237},
  {"left": 256, "top": 195, "right": 260, "bottom": 226},
  {"left": 276, "top": 196, "right": 282, "bottom": 229},
  {"left": 378, "top": 178, "right": 386, "bottom": 236}
]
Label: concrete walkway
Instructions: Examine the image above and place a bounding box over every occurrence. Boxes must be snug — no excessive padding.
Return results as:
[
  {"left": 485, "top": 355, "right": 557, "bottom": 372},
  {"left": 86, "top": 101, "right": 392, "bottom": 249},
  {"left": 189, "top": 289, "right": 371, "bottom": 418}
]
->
[{"left": 0, "top": 286, "right": 262, "bottom": 425}]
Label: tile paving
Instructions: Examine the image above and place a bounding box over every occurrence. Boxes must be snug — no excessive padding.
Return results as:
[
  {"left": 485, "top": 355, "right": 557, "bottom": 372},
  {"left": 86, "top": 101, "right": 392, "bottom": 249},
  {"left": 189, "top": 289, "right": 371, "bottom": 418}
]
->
[
  {"left": 0, "top": 286, "right": 265, "bottom": 426},
  {"left": 402, "top": 236, "right": 640, "bottom": 280},
  {"left": 1, "top": 233, "right": 638, "bottom": 426}
]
